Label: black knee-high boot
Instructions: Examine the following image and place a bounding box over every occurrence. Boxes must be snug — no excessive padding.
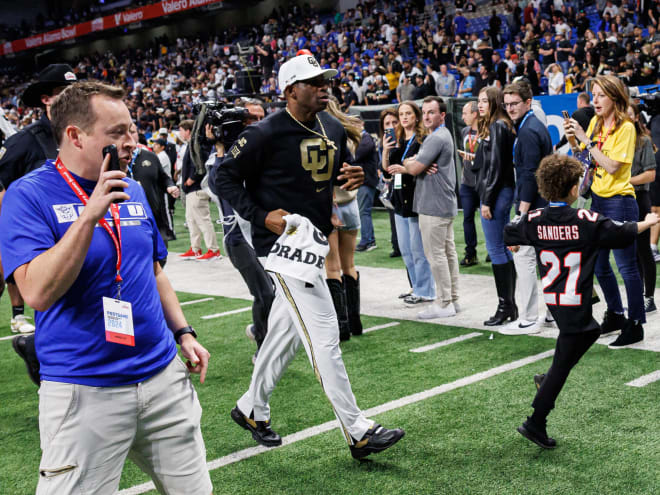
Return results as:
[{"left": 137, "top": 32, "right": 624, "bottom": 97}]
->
[
  {"left": 484, "top": 260, "right": 518, "bottom": 326},
  {"left": 327, "top": 278, "right": 351, "bottom": 341},
  {"left": 343, "top": 272, "right": 363, "bottom": 336}
]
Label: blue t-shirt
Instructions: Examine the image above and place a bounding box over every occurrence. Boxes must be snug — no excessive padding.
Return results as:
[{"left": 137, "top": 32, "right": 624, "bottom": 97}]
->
[{"left": 0, "top": 161, "right": 176, "bottom": 386}]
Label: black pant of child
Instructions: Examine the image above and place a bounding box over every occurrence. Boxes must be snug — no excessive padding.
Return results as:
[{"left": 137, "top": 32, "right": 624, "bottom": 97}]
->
[{"left": 532, "top": 328, "right": 601, "bottom": 423}]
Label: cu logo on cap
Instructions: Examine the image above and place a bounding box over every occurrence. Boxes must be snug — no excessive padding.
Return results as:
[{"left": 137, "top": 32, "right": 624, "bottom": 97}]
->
[{"left": 307, "top": 57, "right": 319, "bottom": 67}]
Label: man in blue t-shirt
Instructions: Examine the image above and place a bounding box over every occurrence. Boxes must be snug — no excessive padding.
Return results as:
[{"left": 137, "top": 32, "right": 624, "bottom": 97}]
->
[{"left": 0, "top": 81, "right": 213, "bottom": 494}]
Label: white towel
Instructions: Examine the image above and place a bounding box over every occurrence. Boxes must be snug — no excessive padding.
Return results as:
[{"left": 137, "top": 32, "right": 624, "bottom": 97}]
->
[{"left": 265, "top": 214, "right": 330, "bottom": 284}]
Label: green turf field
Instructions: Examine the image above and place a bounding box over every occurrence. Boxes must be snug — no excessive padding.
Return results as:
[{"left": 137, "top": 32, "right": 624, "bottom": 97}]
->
[
  {"left": 1, "top": 292, "right": 658, "bottom": 494},
  {"left": 1, "top": 202, "right": 659, "bottom": 494}
]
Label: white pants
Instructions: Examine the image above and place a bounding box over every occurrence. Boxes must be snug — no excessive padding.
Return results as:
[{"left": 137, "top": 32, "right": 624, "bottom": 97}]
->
[
  {"left": 513, "top": 245, "right": 540, "bottom": 322},
  {"left": 237, "top": 272, "right": 373, "bottom": 444}
]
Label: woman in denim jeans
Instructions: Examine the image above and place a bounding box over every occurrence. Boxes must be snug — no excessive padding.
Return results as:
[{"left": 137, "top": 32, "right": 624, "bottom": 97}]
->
[
  {"left": 382, "top": 101, "right": 435, "bottom": 304},
  {"left": 473, "top": 87, "right": 517, "bottom": 326},
  {"left": 564, "top": 75, "right": 643, "bottom": 348}
]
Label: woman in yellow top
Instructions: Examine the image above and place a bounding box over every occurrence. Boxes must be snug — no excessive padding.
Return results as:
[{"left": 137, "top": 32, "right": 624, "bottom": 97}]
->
[{"left": 564, "top": 74, "right": 644, "bottom": 348}]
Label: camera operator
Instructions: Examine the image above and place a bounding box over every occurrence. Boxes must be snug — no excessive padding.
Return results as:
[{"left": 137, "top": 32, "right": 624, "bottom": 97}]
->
[{"left": 207, "top": 98, "right": 275, "bottom": 364}]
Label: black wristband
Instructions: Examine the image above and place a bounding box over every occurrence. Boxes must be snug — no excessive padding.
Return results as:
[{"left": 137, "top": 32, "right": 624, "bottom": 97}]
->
[{"left": 173, "top": 325, "right": 197, "bottom": 345}]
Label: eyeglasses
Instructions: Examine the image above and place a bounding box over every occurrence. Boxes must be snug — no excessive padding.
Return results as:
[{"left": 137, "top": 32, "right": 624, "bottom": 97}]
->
[{"left": 503, "top": 100, "right": 524, "bottom": 109}]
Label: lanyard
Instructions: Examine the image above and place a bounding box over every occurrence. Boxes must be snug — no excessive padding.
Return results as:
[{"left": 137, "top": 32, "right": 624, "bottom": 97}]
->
[
  {"left": 55, "top": 158, "right": 124, "bottom": 296},
  {"left": 597, "top": 121, "right": 616, "bottom": 150},
  {"left": 401, "top": 134, "right": 416, "bottom": 161},
  {"left": 513, "top": 110, "right": 533, "bottom": 162},
  {"left": 466, "top": 129, "right": 478, "bottom": 153}
]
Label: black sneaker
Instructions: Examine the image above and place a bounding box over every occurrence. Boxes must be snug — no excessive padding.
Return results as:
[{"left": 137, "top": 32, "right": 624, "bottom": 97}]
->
[
  {"left": 534, "top": 373, "right": 546, "bottom": 391},
  {"left": 517, "top": 418, "right": 556, "bottom": 449},
  {"left": 644, "top": 297, "right": 657, "bottom": 314},
  {"left": 389, "top": 250, "right": 401, "bottom": 258},
  {"left": 355, "top": 244, "right": 368, "bottom": 252},
  {"left": 608, "top": 320, "right": 644, "bottom": 349},
  {"left": 600, "top": 310, "right": 627, "bottom": 335},
  {"left": 12, "top": 335, "right": 40, "bottom": 386},
  {"left": 230, "top": 406, "right": 282, "bottom": 447},
  {"left": 349, "top": 423, "right": 405, "bottom": 460},
  {"left": 460, "top": 255, "right": 478, "bottom": 267},
  {"left": 365, "top": 242, "right": 377, "bottom": 252}
]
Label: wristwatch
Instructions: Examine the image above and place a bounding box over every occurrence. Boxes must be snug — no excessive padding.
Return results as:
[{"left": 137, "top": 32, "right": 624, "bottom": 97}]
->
[{"left": 173, "top": 325, "right": 197, "bottom": 344}]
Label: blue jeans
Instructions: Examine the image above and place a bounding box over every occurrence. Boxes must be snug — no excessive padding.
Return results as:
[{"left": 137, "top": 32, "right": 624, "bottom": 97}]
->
[
  {"left": 590, "top": 193, "right": 645, "bottom": 322},
  {"left": 480, "top": 186, "right": 514, "bottom": 265},
  {"left": 357, "top": 185, "right": 377, "bottom": 246},
  {"left": 394, "top": 214, "right": 436, "bottom": 299},
  {"left": 459, "top": 183, "right": 480, "bottom": 258}
]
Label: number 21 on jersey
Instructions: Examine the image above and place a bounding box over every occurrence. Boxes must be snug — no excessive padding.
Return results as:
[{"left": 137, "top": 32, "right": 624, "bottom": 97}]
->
[{"left": 540, "top": 251, "right": 582, "bottom": 306}]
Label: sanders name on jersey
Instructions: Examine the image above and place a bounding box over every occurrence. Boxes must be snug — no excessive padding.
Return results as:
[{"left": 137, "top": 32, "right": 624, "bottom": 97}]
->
[{"left": 537, "top": 224, "right": 580, "bottom": 240}]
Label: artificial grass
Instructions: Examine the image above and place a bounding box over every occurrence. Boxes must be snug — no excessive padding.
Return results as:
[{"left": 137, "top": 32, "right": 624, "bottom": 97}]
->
[{"left": 1, "top": 293, "right": 658, "bottom": 494}]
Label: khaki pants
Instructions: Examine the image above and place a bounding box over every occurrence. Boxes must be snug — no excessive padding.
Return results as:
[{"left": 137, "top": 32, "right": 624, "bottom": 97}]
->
[
  {"left": 418, "top": 214, "right": 459, "bottom": 305},
  {"left": 185, "top": 190, "right": 219, "bottom": 252},
  {"left": 37, "top": 357, "right": 212, "bottom": 495}
]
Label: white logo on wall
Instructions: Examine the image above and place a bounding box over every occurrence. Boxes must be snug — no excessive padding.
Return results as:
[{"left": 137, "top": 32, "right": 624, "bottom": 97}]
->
[
  {"left": 53, "top": 204, "right": 79, "bottom": 223},
  {"left": 115, "top": 13, "right": 122, "bottom": 25}
]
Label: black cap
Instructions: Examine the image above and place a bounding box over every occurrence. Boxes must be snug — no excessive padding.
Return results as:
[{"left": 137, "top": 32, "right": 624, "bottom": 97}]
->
[{"left": 21, "top": 64, "right": 77, "bottom": 108}]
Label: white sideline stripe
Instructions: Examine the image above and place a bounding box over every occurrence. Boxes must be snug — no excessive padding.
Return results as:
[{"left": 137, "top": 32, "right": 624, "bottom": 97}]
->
[
  {"left": 201, "top": 307, "right": 251, "bottom": 319},
  {"left": 180, "top": 297, "right": 214, "bottom": 306},
  {"left": 0, "top": 334, "right": 18, "bottom": 341},
  {"left": 118, "top": 348, "right": 554, "bottom": 495},
  {"left": 626, "top": 370, "right": 660, "bottom": 387},
  {"left": 363, "top": 322, "right": 400, "bottom": 333},
  {"left": 410, "top": 332, "right": 483, "bottom": 353}
]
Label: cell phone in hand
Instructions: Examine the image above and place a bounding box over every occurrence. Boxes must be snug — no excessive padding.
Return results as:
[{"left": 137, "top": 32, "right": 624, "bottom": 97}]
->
[
  {"left": 385, "top": 128, "right": 397, "bottom": 146},
  {"left": 102, "top": 144, "right": 124, "bottom": 203},
  {"left": 562, "top": 110, "right": 570, "bottom": 120}
]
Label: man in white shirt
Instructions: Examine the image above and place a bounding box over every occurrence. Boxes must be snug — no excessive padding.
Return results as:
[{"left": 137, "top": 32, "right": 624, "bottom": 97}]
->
[{"left": 152, "top": 138, "right": 172, "bottom": 178}]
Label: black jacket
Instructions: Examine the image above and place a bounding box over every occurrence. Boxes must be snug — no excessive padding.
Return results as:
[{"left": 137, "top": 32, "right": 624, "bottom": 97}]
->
[
  {"left": 354, "top": 131, "right": 379, "bottom": 189},
  {"left": 473, "top": 119, "right": 515, "bottom": 208},
  {"left": 0, "top": 114, "right": 57, "bottom": 191}
]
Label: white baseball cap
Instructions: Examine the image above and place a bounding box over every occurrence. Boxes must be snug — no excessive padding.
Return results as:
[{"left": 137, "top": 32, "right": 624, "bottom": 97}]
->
[{"left": 278, "top": 55, "right": 337, "bottom": 92}]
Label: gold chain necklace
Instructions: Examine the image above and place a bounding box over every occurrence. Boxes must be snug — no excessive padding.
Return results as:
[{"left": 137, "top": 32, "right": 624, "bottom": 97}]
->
[{"left": 285, "top": 107, "right": 337, "bottom": 150}]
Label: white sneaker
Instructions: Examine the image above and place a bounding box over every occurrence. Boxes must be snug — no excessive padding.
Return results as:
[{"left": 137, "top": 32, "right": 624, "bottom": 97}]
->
[
  {"left": 500, "top": 319, "right": 541, "bottom": 335},
  {"left": 245, "top": 324, "right": 256, "bottom": 341},
  {"left": 11, "top": 315, "right": 35, "bottom": 334},
  {"left": 417, "top": 303, "right": 456, "bottom": 320}
]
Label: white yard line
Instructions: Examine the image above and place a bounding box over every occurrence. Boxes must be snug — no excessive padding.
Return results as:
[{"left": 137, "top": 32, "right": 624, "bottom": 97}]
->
[
  {"left": 363, "top": 322, "right": 400, "bottom": 333},
  {"left": 0, "top": 334, "right": 18, "bottom": 341},
  {"left": 625, "top": 370, "right": 660, "bottom": 388},
  {"left": 180, "top": 297, "right": 214, "bottom": 306},
  {"left": 119, "top": 349, "right": 555, "bottom": 495},
  {"left": 410, "top": 332, "right": 483, "bottom": 353},
  {"left": 201, "top": 307, "right": 252, "bottom": 320}
]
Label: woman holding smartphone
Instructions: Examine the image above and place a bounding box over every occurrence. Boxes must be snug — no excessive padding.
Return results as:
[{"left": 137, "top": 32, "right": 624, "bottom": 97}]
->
[
  {"left": 564, "top": 75, "right": 642, "bottom": 348},
  {"left": 382, "top": 101, "right": 435, "bottom": 304},
  {"left": 473, "top": 86, "right": 517, "bottom": 326},
  {"left": 379, "top": 108, "right": 402, "bottom": 259}
]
